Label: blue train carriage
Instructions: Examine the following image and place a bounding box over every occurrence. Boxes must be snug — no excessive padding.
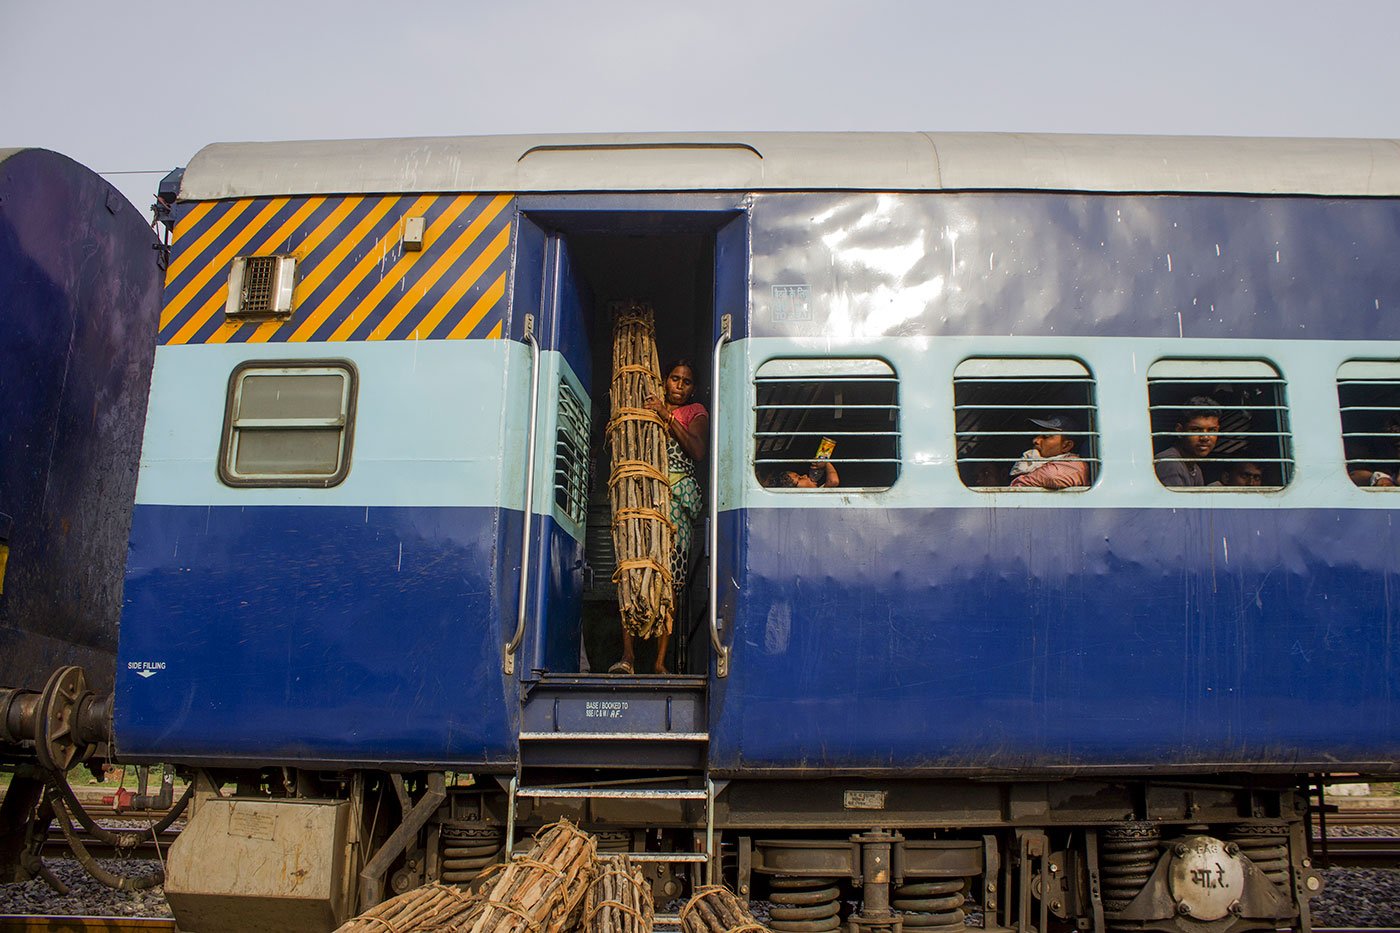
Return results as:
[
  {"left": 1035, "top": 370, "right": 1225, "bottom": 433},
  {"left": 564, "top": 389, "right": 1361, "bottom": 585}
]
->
[{"left": 117, "top": 133, "right": 1400, "bottom": 933}]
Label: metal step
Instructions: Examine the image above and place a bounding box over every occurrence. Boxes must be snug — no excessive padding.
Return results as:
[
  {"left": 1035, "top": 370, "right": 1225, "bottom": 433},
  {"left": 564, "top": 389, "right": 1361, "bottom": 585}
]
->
[
  {"left": 515, "top": 785, "right": 708, "bottom": 800},
  {"left": 520, "top": 731, "right": 708, "bottom": 742},
  {"left": 504, "top": 776, "right": 720, "bottom": 887},
  {"left": 599, "top": 851, "right": 708, "bottom": 864},
  {"left": 520, "top": 691, "right": 705, "bottom": 734},
  {"left": 519, "top": 675, "right": 709, "bottom": 767},
  {"left": 511, "top": 849, "right": 707, "bottom": 865}
]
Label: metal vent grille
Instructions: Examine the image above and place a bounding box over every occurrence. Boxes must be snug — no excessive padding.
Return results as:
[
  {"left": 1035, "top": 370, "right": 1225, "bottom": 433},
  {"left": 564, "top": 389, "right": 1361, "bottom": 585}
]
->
[
  {"left": 240, "top": 256, "right": 280, "bottom": 312},
  {"left": 554, "top": 379, "right": 590, "bottom": 526},
  {"left": 226, "top": 254, "right": 296, "bottom": 318}
]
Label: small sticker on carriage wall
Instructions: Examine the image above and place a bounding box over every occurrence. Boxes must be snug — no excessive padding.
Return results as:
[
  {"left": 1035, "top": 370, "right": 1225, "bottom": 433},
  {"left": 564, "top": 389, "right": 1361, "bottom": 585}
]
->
[
  {"left": 772, "top": 285, "right": 812, "bottom": 322},
  {"left": 128, "top": 661, "right": 166, "bottom": 679},
  {"left": 844, "top": 790, "right": 887, "bottom": 810}
]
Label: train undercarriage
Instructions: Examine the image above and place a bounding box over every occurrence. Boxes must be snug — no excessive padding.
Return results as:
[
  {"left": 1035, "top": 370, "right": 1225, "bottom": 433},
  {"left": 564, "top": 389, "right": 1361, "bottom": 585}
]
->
[
  {"left": 3, "top": 669, "right": 1330, "bottom": 933},
  {"left": 153, "top": 767, "right": 1330, "bottom": 933}
]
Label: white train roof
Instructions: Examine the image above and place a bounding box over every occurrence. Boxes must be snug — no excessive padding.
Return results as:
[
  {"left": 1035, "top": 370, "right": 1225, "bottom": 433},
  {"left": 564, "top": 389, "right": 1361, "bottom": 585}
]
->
[{"left": 179, "top": 132, "right": 1400, "bottom": 200}]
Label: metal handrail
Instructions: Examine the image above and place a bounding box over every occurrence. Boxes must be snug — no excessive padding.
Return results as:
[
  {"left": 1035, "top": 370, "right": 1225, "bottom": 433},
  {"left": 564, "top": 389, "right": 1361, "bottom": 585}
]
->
[
  {"left": 504, "top": 315, "right": 540, "bottom": 675},
  {"left": 709, "top": 315, "right": 732, "bottom": 678}
]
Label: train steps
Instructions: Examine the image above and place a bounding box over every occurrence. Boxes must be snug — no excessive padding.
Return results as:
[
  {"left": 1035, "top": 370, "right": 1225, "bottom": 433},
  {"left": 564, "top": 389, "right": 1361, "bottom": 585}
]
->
[
  {"left": 518, "top": 673, "right": 708, "bottom": 769},
  {"left": 512, "top": 675, "right": 716, "bottom": 923}
]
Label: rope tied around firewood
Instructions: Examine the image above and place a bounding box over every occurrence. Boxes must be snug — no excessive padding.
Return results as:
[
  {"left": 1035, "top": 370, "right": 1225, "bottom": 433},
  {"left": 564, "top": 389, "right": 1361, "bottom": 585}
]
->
[
  {"left": 612, "top": 364, "right": 660, "bottom": 380},
  {"left": 479, "top": 898, "right": 545, "bottom": 932},
  {"left": 358, "top": 918, "right": 399, "bottom": 933},
  {"left": 607, "top": 461, "right": 670, "bottom": 486},
  {"left": 605, "top": 408, "right": 667, "bottom": 434},
  {"left": 612, "top": 558, "right": 673, "bottom": 585}
]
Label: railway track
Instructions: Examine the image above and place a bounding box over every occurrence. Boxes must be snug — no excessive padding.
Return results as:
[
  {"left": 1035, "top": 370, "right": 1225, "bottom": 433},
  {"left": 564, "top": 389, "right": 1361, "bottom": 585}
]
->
[
  {"left": 1320, "top": 806, "right": 1400, "bottom": 827},
  {"left": 0, "top": 920, "right": 175, "bottom": 932},
  {"left": 39, "top": 827, "right": 178, "bottom": 861},
  {"left": 2, "top": 912, "right": 1396, "bottom": 933},
  {"left": 1312, "top": 835, "right": 1400, "bottom": 869}
]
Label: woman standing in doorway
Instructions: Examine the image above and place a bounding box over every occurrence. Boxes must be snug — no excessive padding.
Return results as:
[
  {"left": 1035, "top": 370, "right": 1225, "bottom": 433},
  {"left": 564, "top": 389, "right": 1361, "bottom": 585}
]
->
[{"left": 612, "top": 358, "right": 708, "bottom": 674}]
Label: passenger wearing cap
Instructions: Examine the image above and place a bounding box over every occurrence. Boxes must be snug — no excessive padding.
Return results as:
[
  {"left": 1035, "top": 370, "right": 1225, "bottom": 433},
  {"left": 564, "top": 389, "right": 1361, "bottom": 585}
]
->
[{"left": 1008, "top": 414, "right": 1090, "bottom": 489}]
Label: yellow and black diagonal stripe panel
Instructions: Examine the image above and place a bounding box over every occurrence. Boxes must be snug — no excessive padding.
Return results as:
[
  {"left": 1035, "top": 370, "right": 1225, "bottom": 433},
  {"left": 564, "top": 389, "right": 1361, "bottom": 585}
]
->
[{"left": 159, "top": 193, "right": 515, "bottom": 345}]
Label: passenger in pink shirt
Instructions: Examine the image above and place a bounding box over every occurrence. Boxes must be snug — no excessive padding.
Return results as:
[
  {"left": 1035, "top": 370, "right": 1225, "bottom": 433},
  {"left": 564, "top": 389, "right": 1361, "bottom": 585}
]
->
[{"left": 1009, "top": 414, "right": 1090, "bottom": 489}]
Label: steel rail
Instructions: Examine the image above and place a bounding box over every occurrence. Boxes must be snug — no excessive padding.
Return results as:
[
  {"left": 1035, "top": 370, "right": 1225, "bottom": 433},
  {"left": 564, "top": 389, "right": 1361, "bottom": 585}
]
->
[
  {"left": 1322, "top": 806, "right": 1400, "bottom": 826},
  {"left": 0, "top": 919, "right": 176, "bottom": 932},
  {"left": 1312, "top": 834, "right": 1400, "bottom": 869}
]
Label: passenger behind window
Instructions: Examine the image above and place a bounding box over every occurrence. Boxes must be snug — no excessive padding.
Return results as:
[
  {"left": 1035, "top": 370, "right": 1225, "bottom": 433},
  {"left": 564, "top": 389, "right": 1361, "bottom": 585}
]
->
[
  {"left": 761, "top": 460, "right": 840, "bottom": 489},
  {"left": 1209, "top": 461, "right": 1263, "bottom": 487},
  {"left": 1154, "top": 396, "right": 1221, "bottom": 487},
  {"left": 966, "top": 461, "right": 1008, "bottom": 488},
  {"left": 1008, "top": 414, "right": 1089, "bottom": 489},
  {"left": 1347, "top": 417, "right": 1400, "bottom": 488}
]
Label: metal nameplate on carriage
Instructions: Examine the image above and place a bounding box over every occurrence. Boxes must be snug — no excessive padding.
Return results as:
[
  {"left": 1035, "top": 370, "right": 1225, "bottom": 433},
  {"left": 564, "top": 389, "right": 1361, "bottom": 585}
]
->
[
  {"left": 844, "top": 790, "right": 888, "bottom": 810},
  {"left": 228, "top": 807, "right": 277, "bottom": 841}
]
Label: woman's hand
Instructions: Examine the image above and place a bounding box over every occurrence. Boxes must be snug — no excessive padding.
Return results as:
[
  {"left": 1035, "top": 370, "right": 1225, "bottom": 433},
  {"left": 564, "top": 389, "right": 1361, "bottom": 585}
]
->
[{"left": 642, "top": 393, "right": 671, "bottom": 417}]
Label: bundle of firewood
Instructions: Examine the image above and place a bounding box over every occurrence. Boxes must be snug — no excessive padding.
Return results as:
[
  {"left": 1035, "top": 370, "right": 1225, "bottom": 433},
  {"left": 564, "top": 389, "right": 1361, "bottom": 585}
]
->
[
  {"left": 679, "top": 885, "right": 773, "bottom": 933},
  {"left": 584, "top": 855, "right": 653, "bottom": 932},
  {"left": 333, "top": 881, "right": 482, "bottom": 932},
  {"left": 606, "top": 302, "right": 675, "bottom": 640},
  {"left": 462, "top": 819, "right": 597, "bottom": 933}
]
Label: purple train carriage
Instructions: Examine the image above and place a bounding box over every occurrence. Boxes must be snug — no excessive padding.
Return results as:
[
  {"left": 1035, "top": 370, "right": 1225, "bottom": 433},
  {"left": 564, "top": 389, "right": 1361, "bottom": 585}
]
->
[{"left": 0, "top": 147, "right": 162, "bottom": 883}]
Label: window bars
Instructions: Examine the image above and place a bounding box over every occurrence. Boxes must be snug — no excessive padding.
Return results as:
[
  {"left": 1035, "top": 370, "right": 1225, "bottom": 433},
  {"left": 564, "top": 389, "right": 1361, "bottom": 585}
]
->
[
  {"left": 1147, "top": 359, "right": 1293, "bottom": 489},
  {"left": 953, "top": 358, "right": 1100, "bottom": 490},
  {"left": 1337, "top": 360, "right": 1400, "bottom": 489},
  {"left": 753, "top": 358, "right": 900, "bottom": 490}
]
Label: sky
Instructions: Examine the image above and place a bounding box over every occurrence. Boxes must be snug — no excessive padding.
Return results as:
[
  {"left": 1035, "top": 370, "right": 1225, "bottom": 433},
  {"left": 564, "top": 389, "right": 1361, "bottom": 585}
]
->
[{"left": 4, "top": 0, "right": 1400, "bottom": 214}]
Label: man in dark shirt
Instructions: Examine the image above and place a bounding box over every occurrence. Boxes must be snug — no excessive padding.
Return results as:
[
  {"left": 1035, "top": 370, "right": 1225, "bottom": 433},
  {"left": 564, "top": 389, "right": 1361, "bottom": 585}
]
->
[
  {"left": 1210, "top": 461, "right": 1263, "bottom": 487},
  {"left": 1154, "top": 397, "right": 1221, "bottom": 487}
]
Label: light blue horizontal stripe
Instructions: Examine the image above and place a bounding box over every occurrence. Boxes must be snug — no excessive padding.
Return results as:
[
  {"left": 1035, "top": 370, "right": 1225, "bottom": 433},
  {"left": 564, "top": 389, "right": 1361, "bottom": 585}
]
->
[
  {"left": 135, "top": 340, "right": 532, "bottom": 508},
  {"left": 719, "top": 335, "right": 1400, "bottom": 511}
]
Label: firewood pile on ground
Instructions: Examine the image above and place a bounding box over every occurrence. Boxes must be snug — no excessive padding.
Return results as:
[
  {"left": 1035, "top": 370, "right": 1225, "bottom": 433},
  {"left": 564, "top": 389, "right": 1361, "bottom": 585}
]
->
[{"left": 334, "top": 819, "right": 771, "bottom": 932}]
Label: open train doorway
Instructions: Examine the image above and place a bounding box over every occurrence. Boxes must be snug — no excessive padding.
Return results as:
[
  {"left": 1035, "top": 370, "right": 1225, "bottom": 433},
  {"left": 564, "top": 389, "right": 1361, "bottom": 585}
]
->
[{"left": 521, "top": 206, "right": 744, "bottom": 680}]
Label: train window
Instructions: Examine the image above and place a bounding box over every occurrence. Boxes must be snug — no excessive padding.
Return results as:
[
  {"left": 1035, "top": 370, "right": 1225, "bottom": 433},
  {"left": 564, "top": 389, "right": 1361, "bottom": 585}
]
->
[
  {"left": 754, "top": 358, "right": 900, "bottom": 490},
  {"left": 218, "top": 361, "right": 357, "bottom": 488},
  {"left": 1337, "top": 360, "right": 1400, "bottom": 489},
  {"left": 554, "top": 379, "right": 590, "bottom": 524},
  {"left": 1147, "top": 359, "right": 1292, "bottom": 490},
  {"left": 954, "top": 358, "right": 1100, "bottom": 491}
]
